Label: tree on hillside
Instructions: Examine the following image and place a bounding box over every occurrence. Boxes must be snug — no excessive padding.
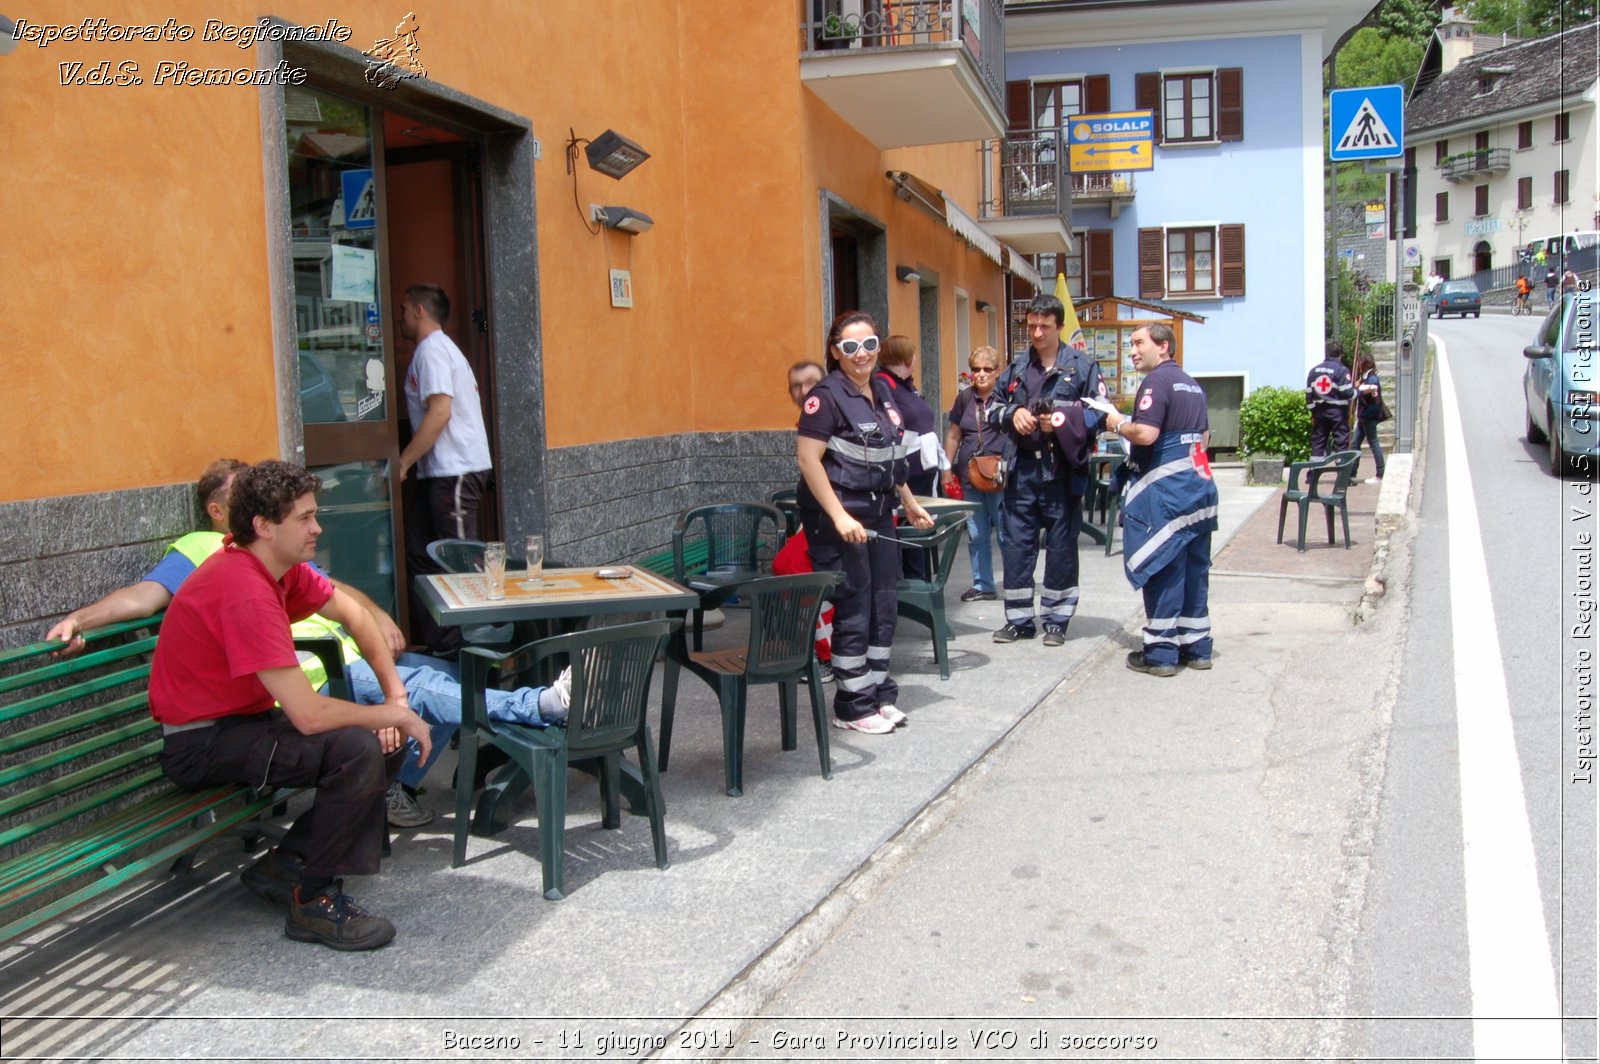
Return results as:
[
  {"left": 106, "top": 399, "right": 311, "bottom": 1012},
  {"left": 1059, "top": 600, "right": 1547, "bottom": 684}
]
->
[
  {"left": 1464, "top": 0, "right": 1597, "bottom": 35},
  {"left": 1374, "top": 0, "right": 1443, "bottom": 39}
]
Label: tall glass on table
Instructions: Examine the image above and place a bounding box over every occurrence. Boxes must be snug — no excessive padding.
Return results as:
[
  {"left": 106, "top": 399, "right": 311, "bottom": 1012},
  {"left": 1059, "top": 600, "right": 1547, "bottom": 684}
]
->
[
  {"left": 522, "top": 534, "right": 544, "bottom": 589},
  {"left": 483, "top": 541, "right": 507, "bottom": 600}
]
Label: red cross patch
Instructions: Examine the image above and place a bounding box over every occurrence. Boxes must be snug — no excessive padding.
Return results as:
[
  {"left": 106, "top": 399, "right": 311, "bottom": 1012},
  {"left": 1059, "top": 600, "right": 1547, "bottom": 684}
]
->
[
  {"left": 887, "top": 406, "right": 902, "bottom": 426},
  {"left": 1312, "top": 374, "right": 1334, "bottom": 395},
  {"left": 1097, "top": 380, "right": 1108, "bottom": 397},
  {"left": 803, "top": 396, "right": 820, "bottom": 415},
  {"left": 1138, "top": 393, "right": 1154, "bottom": 411},
  {"left": 1049, "top": 410, "right": 1065, "bottom": 428},
  {"left": 1191, "top": 442, "right": 1213, "bottom": 480}
]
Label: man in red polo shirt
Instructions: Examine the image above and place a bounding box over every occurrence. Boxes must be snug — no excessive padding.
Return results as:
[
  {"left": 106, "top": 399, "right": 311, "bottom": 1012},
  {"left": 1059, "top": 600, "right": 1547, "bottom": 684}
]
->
[{"left": 150, "top": 461, "right": 432, "bottom": 951}]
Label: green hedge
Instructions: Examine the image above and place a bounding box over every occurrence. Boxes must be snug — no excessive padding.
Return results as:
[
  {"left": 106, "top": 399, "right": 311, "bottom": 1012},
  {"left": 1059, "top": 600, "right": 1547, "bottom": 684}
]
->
[{"left": 1238, "top": 385, "right": 1312, "bottom": 462}]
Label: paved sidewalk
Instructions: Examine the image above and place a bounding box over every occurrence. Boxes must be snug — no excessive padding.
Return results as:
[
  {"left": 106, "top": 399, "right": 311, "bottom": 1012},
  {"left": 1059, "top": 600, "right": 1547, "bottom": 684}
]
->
[{"left": 0, "top": 462, "right": 1408, "bottom": 1062}]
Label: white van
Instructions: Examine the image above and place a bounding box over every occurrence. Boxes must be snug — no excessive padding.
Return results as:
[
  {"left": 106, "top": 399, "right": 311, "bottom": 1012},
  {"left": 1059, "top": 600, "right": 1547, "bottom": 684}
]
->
[{"left": 1536, "top": 231, "right": 1600, "bottom": 258}]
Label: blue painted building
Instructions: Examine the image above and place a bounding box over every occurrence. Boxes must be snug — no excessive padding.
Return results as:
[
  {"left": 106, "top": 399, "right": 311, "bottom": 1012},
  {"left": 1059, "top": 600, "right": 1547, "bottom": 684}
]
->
[{"left": 995, "top": 0, "right": 1379, "bottom": 439}]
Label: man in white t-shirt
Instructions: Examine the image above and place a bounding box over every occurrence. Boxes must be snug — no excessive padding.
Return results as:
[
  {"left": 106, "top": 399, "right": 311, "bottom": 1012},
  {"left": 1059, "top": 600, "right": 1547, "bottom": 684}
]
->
[{"left": 398, "top": 283, "right": 493, "bottom": 654}]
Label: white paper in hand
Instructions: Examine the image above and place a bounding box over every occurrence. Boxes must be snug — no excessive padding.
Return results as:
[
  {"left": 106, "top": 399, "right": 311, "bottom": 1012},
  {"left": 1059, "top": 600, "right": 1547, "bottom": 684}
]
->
[{"left": 1082, "top": 395, "right": 1118, "bottom": 417}]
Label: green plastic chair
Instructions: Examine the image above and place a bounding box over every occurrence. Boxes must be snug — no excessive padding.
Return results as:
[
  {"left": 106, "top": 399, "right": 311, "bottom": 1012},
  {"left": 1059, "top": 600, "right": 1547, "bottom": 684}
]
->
[
  {"left": 1277, "top": 450, "right": 1360, "bottom": 552},
  {"left": 672, "top": 502, "right": 784, "bottom": 594},
  {"left": 1084, "top": 453, "right": 1125, "bottom": 556},
  {"left": 658, "top": 572, "right": 837, "bottom": 797},
  {"left": 767, "top": 488, "right": 802, "bottom": 539},
  {"left": 894, "top": 508, "right": 974, "bottom": 681},
  {"left": 450, "top": 619, "right": 675, "bottom": 900}
]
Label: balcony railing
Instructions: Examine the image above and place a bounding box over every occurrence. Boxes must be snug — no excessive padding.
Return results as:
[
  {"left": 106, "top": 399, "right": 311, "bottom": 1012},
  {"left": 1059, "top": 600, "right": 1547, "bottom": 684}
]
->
[
  {"left": 1070, "top": 171, "right": 1136, "bottom": 207},
  {"left": 986, "top": 129, "right": 1070, "bottom": 226},
  {"left": 1440, "top": 147, "right": 1511, "bottom": 182},
  {"left": 802, "top": 0, "right": 1004, "bottom": 104}
]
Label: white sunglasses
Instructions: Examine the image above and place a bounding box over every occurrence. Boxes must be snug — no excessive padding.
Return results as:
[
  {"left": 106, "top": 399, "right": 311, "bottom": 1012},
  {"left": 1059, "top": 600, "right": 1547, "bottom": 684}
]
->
[{"left": 837, "top": 335, "right": 880, "bottom": 356}]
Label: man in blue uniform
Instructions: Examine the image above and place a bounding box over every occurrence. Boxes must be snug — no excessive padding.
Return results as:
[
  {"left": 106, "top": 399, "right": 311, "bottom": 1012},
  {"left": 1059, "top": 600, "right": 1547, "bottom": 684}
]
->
[
  {"left": 1099, "top": 324, "right": 1218, "bottom": 677},
  {"left": 1305, "top": 340, "right": 1354, "bottom": 458},
  {"left": 988, "top": 295, "right": 1107, "bottom": 646}
]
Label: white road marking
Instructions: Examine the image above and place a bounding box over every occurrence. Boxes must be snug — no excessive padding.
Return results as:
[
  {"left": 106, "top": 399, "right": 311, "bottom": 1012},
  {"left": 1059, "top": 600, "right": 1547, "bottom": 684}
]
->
[{"left": 1437, "top": 336, "right": 1565, "bottom": 1058}]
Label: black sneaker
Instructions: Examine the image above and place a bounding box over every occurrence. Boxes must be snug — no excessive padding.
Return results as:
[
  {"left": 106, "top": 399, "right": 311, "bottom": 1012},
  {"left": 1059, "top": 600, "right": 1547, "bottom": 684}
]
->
[
  {"left": 960, "top": 588, "right": 997, "bottom": 602},
  {"left": 286, "top": 881, "right": 396, "bottom": 951},
  {"left": 1042, "top": 623, "right": 1067, "bottom": 647},
  {"left": 241, "top": 849, "right": 303, "bottom": 906},
  {"left": 993, "top": 623, "right": 1035, "bottom": 643},
  {"left": 1126, "top": 651, "right": 1178, "bottom": 678},
  {"left": 818, "top": 661, "right": 834, "bottom": 684},
  {"left": 1181, "top": 655, "right": 1213, "bottom": 671}
]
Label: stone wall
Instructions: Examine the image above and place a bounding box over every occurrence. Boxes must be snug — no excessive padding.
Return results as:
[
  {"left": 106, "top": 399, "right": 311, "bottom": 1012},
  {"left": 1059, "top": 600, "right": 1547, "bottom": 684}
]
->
[
  {"left": 0, "top": 431, "right": 801, "bottom": 648},
  {"left": 0, "top": 483, "right": 198, "bottom": 651}
]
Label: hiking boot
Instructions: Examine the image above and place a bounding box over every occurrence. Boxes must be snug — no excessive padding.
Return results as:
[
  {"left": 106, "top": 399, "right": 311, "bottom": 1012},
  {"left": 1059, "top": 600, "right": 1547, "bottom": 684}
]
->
[
  {"left": 992, "top": 623, "right": 1034, "bottom": 643},
  {"left": 386, "top": 782, "right": 434, "bottom": 828},
  {"left": 832, "top": 713, "right": 895, "bottom": 735},
  {"left": 1042, "top": 623, "right": 1067, "bottom": 647},
  {"left": 241, "top": 849, "right": 303, "bottom": 906},
  {"left": 285, "top": 881, "right": 396, "bottom": 952},
  {"left": 960, "top": 587, "right": 997, "bottom": 602},
  {"left": 1125, "top": 651, "right": 1179, "bottom": 678}
]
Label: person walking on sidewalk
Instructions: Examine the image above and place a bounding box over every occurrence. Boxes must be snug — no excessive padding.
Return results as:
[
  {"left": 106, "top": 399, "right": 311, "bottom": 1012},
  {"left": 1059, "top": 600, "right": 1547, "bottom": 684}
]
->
[
  {"left": 1305, "top": 340, "right": 1354, "bottom": 458},
  {"left": 989, "top": 295, "right": 1106, "bottom": 647},
  {"left": 1351, "top": 352, "right": 1386, "bottom": 484},
  {"left": 1098, "top": 324, "right": 1218, "bottom": 678}
]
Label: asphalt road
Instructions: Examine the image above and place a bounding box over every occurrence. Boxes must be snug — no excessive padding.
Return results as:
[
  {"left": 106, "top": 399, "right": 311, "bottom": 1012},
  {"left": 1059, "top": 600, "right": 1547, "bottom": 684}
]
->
[{"left": 1345, "top": 313, "right": 1598, "bottom": 1061}]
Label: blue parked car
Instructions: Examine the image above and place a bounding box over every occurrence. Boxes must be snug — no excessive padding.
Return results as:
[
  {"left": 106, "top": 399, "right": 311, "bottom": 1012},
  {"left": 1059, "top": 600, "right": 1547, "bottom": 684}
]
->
[
  {"left": 1434, "top": 279, "right": 1481, "bottom": 318},
  {"left": 1523, "top": 292, "right": 1598, "bottom": 477}
]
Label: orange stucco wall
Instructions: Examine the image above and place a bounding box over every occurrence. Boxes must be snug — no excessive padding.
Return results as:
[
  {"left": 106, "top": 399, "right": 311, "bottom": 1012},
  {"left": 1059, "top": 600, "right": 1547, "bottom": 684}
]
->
[{"left": 1, "top": 0, "right": 1006, "bottom": 502}]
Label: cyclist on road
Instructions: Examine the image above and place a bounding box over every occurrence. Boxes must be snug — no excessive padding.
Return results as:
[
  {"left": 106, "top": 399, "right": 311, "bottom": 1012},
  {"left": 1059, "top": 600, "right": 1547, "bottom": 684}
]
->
[{"left": 1514, "top": 274, "right": 1532, "bottom": 314}]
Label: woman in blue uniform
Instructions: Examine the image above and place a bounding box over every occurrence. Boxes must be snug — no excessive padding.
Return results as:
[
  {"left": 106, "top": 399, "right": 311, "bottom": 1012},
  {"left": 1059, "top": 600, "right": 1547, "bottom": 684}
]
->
[{"left": 797, "top": 312, "right": 934, "bottom": 733}]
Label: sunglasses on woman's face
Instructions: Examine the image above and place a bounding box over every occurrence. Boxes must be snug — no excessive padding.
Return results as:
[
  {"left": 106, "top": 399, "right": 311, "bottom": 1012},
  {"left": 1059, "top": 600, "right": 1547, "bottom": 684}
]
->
[
  {"left": 837, "top": 336, "right": 880, "bottom": 356},
  {"left": 969, "top": 366, "right": 996, "bottom": 374}
]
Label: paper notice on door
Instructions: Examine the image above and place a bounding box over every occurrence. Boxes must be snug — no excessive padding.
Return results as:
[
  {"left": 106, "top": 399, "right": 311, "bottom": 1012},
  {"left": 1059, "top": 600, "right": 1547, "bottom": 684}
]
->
[{"left": 330, "top": 244, "right": 376, "bottom": 303}]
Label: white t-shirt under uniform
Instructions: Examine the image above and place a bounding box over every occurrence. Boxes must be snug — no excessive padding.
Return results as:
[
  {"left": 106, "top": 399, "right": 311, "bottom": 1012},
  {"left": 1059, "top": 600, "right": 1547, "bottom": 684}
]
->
[{"left": 403, "top": 331, "right": 493, "bottom": 478}]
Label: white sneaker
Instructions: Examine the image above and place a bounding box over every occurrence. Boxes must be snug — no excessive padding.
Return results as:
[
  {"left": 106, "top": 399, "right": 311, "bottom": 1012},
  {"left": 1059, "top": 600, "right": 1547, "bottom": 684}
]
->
[
  {"left": 877, "top": 704, "right": 908, "bottom": 726},
  {"left": 552, "top": 665, "right": 572, "bottom": 709},
  {"left": 832, "top": 713, "right": 895, "bottom": 734}
]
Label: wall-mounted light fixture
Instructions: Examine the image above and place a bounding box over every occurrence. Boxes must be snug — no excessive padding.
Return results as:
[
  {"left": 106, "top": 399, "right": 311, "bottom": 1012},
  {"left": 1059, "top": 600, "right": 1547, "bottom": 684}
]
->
[
  {"left": 896, "top": 265, "right": 922, "bottom": 285},
  {"left": 0, "top": 15, "right": 18, "bottom": 56},
  {"left": 593, "top": 205, "right": 654, "bottom": 235},
  {"left": 976, "top": 300, "right": 993, "bottom": 312},
  {"left": 583, "top": 129, "right": 651, "bottom": 180}
]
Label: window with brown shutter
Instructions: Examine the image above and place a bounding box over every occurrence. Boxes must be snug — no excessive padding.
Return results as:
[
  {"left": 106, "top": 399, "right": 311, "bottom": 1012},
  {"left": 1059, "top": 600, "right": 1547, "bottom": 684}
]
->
[
  {"left": 1218, "top": 224, "right": 1245, "bottom": 297},
  {"left": 1517, "top": 121, "right": 1533, "bottom": 149},
  {"left": 1435, "top": 140, "right": 1448, "bottom": 165},
  {"left": 1556, "top": 169, "right": 1570, "bottom": 204},
  {"left": 1138, "top": 227, "right": 1165, "bottom": 298},
  {"left": 1006, "top": 80, "right": 1031, "bottom": 131},
  {"left": 1217, "top": 68, "right": 1243, "bottom": 141},
  {"left": 1087, "top": 229, "right": 1114, "bottom": 298},
  {"left": 1085, "top": 74, "right": 1110, "bottom": 115},
  {"left": 1474, "top": 184, "right": 1489, "bottom": 217},
  {"left": 1518, "top": 176, "right": 1533, "bottom": 210},
  {"left": 1555, "top": 112, "right": 1571, "bottom": 142},
  {"left": 1436, "top": 191, "right": 1449, "bottom": 223},
  {"left": 1135, "top": 72, "right": 1161, "bottom": 142}
]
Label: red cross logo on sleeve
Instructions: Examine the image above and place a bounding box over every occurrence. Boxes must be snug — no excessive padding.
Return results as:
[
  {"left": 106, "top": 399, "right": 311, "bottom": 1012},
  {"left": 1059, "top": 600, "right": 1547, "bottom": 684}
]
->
[{"left": 1312, "top": 374, "right": 1334, "bottom": 396}]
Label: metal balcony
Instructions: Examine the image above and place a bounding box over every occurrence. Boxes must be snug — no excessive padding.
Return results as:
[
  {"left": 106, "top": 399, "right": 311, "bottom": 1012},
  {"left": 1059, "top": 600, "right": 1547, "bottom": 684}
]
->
[
  {"left": 975, "top": 129, "right": 1072, "bottom": 254},
  {"left": 1440, "top": 147, "right": 1511, "bottom": 182},
  {"left": 799, "top": 0, "right": 1006, "bottom": 149},
  {"left": 1069, "top": 171, "right": 1136, "bottom": 218}
]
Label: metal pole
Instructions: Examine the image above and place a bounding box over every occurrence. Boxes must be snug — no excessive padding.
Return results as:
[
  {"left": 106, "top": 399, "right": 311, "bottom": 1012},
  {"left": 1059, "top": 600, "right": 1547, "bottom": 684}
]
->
[{"left": 1393, "top": 164, "right": 1413, "bottom": 454}]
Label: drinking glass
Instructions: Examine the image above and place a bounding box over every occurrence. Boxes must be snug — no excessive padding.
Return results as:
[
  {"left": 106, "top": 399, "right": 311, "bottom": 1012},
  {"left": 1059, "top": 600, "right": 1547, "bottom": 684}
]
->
[
  {"left": 483, "top": 541, "right": 507, "bottom": 600},
  {"left": 522, "top": 534, "right": 545, "bottom": 589}
]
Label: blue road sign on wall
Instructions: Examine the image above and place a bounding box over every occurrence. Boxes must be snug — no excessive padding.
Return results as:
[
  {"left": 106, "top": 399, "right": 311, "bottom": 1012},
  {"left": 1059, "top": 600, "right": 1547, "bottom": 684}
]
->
[{"left": 1329, "top": 85, "right": 1405, "bottom": 161}]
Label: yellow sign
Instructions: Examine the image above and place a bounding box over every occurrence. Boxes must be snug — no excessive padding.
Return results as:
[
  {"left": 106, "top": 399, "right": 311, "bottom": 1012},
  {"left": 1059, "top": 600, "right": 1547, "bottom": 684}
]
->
[{"left": 1066, "top": 110, "right": 1155, "bottom": 174}]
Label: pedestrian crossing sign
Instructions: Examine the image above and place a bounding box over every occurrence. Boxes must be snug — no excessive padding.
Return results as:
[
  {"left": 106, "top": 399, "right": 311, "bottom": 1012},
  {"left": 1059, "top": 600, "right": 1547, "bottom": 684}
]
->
[{"left": 1329, "top": 85, "right": 1404, "bottom": 161}]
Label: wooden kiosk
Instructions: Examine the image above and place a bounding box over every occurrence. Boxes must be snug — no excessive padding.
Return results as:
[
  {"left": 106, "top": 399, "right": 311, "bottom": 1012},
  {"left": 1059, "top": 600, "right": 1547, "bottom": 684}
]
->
[{"left": 1076, "top": 296, "right": 1206, "bottom": 401}]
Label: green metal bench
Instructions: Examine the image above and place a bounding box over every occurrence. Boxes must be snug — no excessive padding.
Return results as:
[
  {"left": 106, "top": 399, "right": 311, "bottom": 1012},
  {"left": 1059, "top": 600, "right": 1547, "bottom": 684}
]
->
[
  {"left": 0, "top": 618, "right": 334, "bottom": 945},
  {"left": 636, "top": 539, "right": 708, "bottom": 580}
]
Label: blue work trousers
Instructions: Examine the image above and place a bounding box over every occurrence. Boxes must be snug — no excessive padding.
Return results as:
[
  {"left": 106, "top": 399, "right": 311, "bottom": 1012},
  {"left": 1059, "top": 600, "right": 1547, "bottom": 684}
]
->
[
  {"left": 346, "top": 652, "right": 548, "bottom": 790},
  {"left": 964, "top": 485, "right": 1005, "bottom": 594},
  {"left": 804, "top": 507, "right": 900, "bottom": 721},
  {"left": 1310, "top": 408, "right": 1350, "bottom": 458},
  {"left": 1000, "top": 455, "right": 1083, "bottom": 634},
  {"left": 1139, "top": 534, "right": 1213, "bottom": 667}
]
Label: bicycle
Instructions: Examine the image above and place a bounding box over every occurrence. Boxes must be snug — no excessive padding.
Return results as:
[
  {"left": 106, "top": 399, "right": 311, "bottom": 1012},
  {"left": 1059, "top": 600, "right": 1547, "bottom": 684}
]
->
[{"left": 1511, "top": 291, "right": 1532, "bottom": 316}]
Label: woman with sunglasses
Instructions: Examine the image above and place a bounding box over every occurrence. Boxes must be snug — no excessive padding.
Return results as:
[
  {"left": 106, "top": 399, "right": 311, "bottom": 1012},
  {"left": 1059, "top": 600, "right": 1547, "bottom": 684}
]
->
[
  {"left": 797, "top": 311, "right": 935, "bottom": 734},
  {"left": 942, "top": 346, "right": 1006, "bottom": 602}
]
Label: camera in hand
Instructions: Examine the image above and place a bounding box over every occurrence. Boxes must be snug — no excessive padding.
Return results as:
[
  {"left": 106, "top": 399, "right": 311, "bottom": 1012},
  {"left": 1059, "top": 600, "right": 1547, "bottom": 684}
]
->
[{"left": 1032, "top": 399, "right": 1055, "bottom": 418}]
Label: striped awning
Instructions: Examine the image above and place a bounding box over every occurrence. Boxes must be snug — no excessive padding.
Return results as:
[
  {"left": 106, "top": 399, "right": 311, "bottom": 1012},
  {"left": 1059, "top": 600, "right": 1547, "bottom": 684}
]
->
[
  {"left": 1006, "top": 246, "right": 1043, "bottom": 289},
  {"left": 940, "top": 193, "right": 1003, "bottom": 267}
]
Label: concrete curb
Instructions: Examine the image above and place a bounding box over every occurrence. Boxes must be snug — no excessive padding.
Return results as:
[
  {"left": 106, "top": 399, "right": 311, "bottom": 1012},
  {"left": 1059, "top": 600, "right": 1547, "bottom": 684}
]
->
[{"left": 1354, "top": 339, "right": 1433, "bottom": 624}]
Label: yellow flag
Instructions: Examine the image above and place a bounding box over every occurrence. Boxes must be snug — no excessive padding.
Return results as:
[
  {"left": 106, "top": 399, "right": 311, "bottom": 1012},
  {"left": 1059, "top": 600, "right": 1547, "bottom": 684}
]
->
[{"left": 1054, "top": 272, "right": 1086, "bottom": 350}]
